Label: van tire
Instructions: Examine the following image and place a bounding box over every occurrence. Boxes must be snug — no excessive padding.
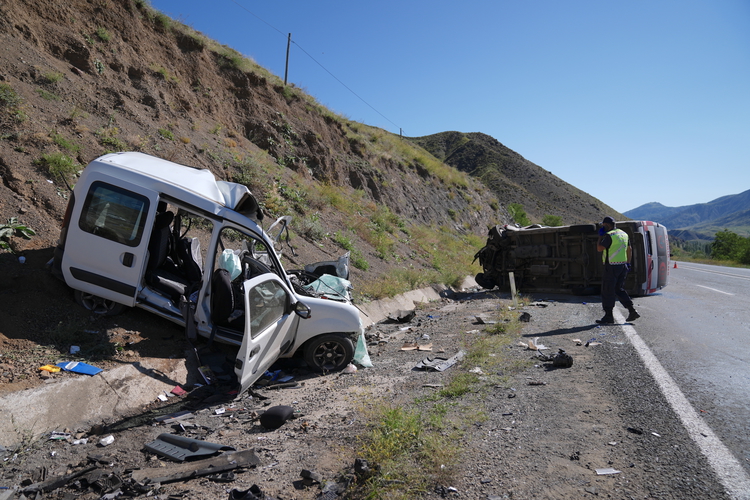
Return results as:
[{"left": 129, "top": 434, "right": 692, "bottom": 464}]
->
[
  {"left": 303, "top": 333, "right": 354, "bottom": 372},
  {"left": 74, "top": 290, "right": 126, "bottom": 316}
]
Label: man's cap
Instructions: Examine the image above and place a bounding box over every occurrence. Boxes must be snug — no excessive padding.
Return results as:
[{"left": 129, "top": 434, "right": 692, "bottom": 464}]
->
[{"left": 602, "top": 216, "right": 615, "bottom": 225}]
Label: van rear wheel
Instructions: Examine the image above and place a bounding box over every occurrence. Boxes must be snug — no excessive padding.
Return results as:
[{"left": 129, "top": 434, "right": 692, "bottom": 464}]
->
[
  {"left": 303, "top": 333, "right": 354, "bottom": 372},
  {"left": 74, "top": 290, "right": 126, "bottom": 316}
]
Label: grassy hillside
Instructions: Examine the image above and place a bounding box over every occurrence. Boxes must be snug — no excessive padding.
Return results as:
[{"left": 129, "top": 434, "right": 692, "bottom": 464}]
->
[
  {"left": 0, "top": 0, "right": 509, "bottom": 301},
  {"left": 409, "top": 131, "right": 624, "bottom": 225}
]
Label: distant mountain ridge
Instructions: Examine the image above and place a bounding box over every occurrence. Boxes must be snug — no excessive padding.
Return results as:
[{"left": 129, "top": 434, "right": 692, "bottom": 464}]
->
[
  {"left": 624, "top": 189, "right": 750, "bottom": 240},
  {"left": 408, "top": 132, "right": 623, "bottom": 225}
]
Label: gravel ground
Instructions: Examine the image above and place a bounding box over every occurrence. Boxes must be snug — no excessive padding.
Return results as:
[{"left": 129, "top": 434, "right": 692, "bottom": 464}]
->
[{"left": 0, "top": 290, "right": 730, "bottom": 500}]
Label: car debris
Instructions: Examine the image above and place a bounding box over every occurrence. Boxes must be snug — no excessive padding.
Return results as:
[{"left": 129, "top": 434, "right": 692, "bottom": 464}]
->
[
  {"left": 259, "top": 405, "right": 295, "bottom": 429},
  {"left": 131, "top": 449, "right": 260, "bottom": 484},
  {"left": 144, "top": 434, "right": 235, "bottom": 462},
  {"left": 413, "top": 350, "right": 465, "bottom": 372}
]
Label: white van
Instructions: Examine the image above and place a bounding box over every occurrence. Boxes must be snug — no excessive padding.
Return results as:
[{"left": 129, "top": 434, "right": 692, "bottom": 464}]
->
[{"left": 51, "top": 152, "right": 363, "bottom": 393}]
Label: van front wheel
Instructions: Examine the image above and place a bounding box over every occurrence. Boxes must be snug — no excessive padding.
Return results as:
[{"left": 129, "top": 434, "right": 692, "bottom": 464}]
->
[
  {"left": 303, "top": 333, "right": 354, "bottom": 372},
  {"left": 74, "top": 290, "right": 126, "bottom": 316}
]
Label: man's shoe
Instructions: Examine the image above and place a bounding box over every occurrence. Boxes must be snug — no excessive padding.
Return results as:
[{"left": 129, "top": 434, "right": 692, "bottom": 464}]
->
[
  {"left": 595, "top": 314, "right": 615, "bottom": 324},
  {"left": 626, "top": 309, "right": 640, "bottom": 322}
]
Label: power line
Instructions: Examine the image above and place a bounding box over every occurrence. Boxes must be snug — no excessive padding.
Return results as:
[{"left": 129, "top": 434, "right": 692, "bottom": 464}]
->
[{"left": 226, "top": 0, "right": 402, "bottom": 132}]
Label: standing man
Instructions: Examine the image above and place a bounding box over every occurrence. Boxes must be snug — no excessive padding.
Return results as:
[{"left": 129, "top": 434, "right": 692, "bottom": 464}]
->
[{"left": 596, "top": 216, "right": 640, "bottom": 324}]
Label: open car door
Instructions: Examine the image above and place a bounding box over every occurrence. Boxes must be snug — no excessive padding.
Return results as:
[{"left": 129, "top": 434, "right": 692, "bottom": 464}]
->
[{"left": 235, "top": 275, "right": 300, "bottom": 394}]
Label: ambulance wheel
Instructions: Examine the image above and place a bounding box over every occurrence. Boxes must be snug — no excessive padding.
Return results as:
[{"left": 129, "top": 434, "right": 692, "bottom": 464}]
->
[
  {"left": 304, "top": 333, "right": 354, "bottom": 372},
  {"left": 74, "top": 290, "right": 126, "bottom": 316}
]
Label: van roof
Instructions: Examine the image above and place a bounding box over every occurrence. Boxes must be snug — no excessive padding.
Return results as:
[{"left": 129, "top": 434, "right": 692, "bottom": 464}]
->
[{"left": 91, "top": 152, "right": 261, "bottom": 221}]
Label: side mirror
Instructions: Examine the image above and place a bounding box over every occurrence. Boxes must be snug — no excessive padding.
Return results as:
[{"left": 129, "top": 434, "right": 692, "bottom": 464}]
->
[{"left": 293, "top": 301, "right": 311, "bottom": 319}]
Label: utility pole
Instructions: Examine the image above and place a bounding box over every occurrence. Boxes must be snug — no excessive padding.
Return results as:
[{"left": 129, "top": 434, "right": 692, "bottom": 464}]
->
[{"left": 284, "top": 33, "right": 291, "bottom": 85}]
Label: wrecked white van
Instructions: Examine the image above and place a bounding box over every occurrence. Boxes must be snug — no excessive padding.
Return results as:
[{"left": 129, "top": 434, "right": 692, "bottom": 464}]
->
[{"left": 51, "top": 152, "right": 363, "bottom": 393}]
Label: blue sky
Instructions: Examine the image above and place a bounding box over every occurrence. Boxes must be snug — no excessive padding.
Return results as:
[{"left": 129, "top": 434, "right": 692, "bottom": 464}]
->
[{"left": 150, "top": 0, "right": 750, "bottom": 214}]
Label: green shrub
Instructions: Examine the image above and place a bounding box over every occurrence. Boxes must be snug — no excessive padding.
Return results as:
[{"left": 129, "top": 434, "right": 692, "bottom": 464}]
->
[
  {"left": 0, "top": 83, "right": 23, "bottom": 109},
  {"left": 0, "top": 217, "right": 36, "bottom": 252},
  {"left": 542, "top": 214, "right": 563, "bottom": 227},
  {"left": 158, "top": 128, "right": 175, "bottom": 140},
  {"left": 36, "top": 89, "right": 60, "bottom": 101},
  {"left": 508, "top": 203, "right": 531, "bottom": 226},
  {"left": 96, "top": 27, "right": 111, "bottom": 42},
  {"left": 51, "top": 131, "right": 81, "bottom": 153},
  {"left": 42, "top": 72, "right": 64, "bottom": 84},
  {"left": 35, "top": 152, "right": 79, "bottom": 184}
]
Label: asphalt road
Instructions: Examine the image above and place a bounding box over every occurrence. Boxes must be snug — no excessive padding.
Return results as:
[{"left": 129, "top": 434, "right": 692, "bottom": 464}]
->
[{"left": 632, "top": 261, "right": 750, "bottom": 478}]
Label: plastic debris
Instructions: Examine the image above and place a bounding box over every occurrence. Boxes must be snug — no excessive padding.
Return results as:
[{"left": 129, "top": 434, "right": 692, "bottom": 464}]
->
[
  {"left": 414, "top": 350, "right": 465, "bottom": 372},
  {"left": 56, "top": 361, "right": 102, "bottom": 376},
  {"left": 39, "top": 365, "right": 61, "bottom": 373},
  {"left": 99, "top": 435, "right": 115, "bottom": 446},
  {"left": 595, "top": 468, "right": 621, "bottom": 475},
  {"left": 342, "top": 363, "right": 357, "bottom": 374},
  {"left": 520, "top": 338, "right": 548, "bottom": 350}
]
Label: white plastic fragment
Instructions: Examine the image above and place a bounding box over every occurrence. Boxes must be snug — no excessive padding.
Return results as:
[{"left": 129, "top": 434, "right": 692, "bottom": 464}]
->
[
  {"left": 99, "top": 435, "right": 115, "bottom": 446},
  {"left": 595, "top": 468, "right": 621, "bottom": 475}
]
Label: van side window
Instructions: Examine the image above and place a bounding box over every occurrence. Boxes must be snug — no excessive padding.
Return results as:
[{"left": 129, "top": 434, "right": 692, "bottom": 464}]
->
[
  {"left": 79, "top": 182, "right": 150, "bottom": 247},
  {"left": 645, "top": 230, "right": 654, "bottom": 256}
]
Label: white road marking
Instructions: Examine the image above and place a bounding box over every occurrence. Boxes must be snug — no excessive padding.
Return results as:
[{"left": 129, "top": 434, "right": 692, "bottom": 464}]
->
[
  {"left": 614, "top": 308, "right": 750, "bottom": 500},
  {"left": 696, "top": 285, "right": 735, "bottom": 296}
]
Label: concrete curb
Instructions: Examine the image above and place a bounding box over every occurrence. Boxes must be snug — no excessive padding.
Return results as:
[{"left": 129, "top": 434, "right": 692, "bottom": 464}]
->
[{"left": 0, "top": 358, "right": 187, "bottom": 448}]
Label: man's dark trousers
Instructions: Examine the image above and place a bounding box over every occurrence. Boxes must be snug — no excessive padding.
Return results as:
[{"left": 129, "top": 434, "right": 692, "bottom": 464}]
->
[{"left": 601, "top": 263, "right": 633, "bottom": 311}]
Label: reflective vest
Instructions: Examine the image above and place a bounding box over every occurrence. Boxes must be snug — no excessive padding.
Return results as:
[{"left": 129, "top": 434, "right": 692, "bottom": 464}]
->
[{"left": 603, "top": 229, "right": 629, "bottom": 264}]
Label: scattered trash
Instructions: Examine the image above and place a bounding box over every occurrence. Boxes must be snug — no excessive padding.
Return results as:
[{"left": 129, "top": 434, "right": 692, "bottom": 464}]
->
[
  {"left": 652, "top": 432, "right": 661, "bottom": 437},
  {"left": 401, "top": 342, "right": 432, "bottom": 351},
  {"left": 228, "top": 484, "right": 276, "bottom": 500},
  {"left": 342, "top": 363, "right": 357, "bottom": 374},
  {"left": 69, "top": 345, "right": 80, "bottom": 354},
  {"left": 608, "top": 441, "right": 617, "bottom": 446},
  {"left": 519, "top": 312, "right": 531, "bottom": 322},
  {"left": 56, "top": 361, "right": 102, "bottom": 376},
  {"left": 626, "top": 427, "right": 644, "bottom": 435},
  {"left": 207, "top": 471, "right": 236, "bottom": 482},
  {"left": 527, "top": 381, "right": 546, "bottom": 386},
  {"left": 259, "top": 405, "right": 295, "bottom": 429},
  {"left": 300, "top": 468, "right": 322, "bottom": 486},
  {"left": 99, "top": 435, "right": 115, "bottom": 447},
  {"left": 198, "top": 365, "right": 216, "bottom": 385},
  {"left": 72, "top": 438, "right": 88, "bottom": 445},
  {"left": 469, "top": 367, "right": 485, "bottom": 375},
  {"left": 386, "top": 309, "right": 416, "bottom": 323},
  {"left": 413, "top": 350, "right": 465, "bottom": 372},
  {"left": 144, "top": 434, "right": 235, "bottom": 461},
  {"left": 18, "top": 256, "right": 26, "bottom": 264},
  {"left": 39, "top": 364, "right": 61, "bottom": 373},
  {"left": 132, "top": 449, "right": 260, "bottom": 484},
  {"left": 474, "top": 314, "right": 497, "bottom": 325},
  {"left": 552, "top": 349, "right": 573, "bottom": 368},
  {"left": 528, "top": 301, "right": 548, "bottom": 307},
  {"left": 157, "top": 394, "right": 168, "bottom": 402},
  {"left": 520, "top": 338, "right": 548, "bottom": 350},
  {"left": 49, "top": 431, "right": 71, "bottom": 441},
  {"left": 353, "top": 332, "right": 373, "bottom": 367},
  {"left": 595, "top": 468, "right": 621, "bottom": 475},
  {"left": 170, "top": 385, "right": 188, "bottom": 396}
]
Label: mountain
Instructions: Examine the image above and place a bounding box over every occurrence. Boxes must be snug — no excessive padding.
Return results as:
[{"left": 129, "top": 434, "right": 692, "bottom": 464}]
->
[
  {"left": 624, "top": 189, "right": 750, "bottom": 239},
  {"left": 408, "top": 131, "right": 623, "bottom": 225}
]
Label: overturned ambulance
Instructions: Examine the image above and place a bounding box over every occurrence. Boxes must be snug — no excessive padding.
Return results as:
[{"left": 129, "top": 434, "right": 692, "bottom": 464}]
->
[{"left": 473, "top": 221, "right": 670, "bottom": 296}]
